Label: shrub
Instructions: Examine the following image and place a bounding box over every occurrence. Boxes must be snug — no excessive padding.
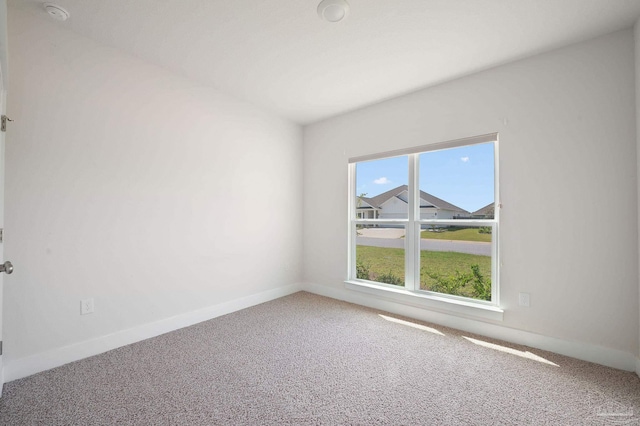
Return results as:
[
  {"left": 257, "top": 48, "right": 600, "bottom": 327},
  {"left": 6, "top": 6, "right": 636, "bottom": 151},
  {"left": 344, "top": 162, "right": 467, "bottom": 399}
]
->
[
  {"left": 423, "top": 269, "right": 466, "bottom": 296},
  {"left": 423, "top": 263, "right": 491, "bottom": 301},
  {"left": 375, "top": 270, "right": 403, "bottom": 286},
  {"left": 478, "top": 226, "right": 492, "bottom": 234},
  {"left": 469, "top": 264, "right": 491, "bottom": 301},
  {"left": 356, "top": 259, "right": 371, "bottom": 280}
]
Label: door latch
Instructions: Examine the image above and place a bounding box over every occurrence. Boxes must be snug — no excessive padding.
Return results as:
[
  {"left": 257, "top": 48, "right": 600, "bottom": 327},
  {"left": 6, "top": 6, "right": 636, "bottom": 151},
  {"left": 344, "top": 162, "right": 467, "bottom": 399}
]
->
[
  {"left": 1, "top": 115, "right": 12, "bottom": 132},
  {"left": 0, "top": 261, "right": 13, "bottom": 274}
]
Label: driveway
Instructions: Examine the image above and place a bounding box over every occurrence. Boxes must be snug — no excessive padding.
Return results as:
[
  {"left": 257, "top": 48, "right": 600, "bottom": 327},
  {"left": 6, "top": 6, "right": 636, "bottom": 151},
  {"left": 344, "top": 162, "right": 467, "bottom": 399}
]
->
[
  {"left": 356, "top": 235, "right": 491, "bottom": 256},
  {"left": 357, "top": 228, "right": 406, "bottom": 239}
]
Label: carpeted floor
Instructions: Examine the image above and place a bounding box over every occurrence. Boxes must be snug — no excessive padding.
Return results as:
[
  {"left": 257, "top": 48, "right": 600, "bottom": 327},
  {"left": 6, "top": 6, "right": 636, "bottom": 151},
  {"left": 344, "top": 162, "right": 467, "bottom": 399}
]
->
[{"left": 0, "top": 291, "right": 639, "bottom": 425}]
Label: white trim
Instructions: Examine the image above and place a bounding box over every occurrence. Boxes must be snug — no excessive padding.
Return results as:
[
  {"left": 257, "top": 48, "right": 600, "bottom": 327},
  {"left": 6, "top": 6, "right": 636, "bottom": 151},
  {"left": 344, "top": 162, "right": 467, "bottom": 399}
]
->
[
  {"left": 493, "top": 135, "right": 500, "bottom": 223},
  {"left": 349, "top": 137, "right": 498, "bottom": 305},
  {"left": 349, "top": 132, "right": 498, "bottom": 163},
  {"left": 3, "top": 283, "right": 302, "bottom": 382},
  {"left": 406, "top": 155, "right": 418, "bottom": 291},
  {"left": 492, "top": 137, "right": 500, "bottom": 305},
  {"left": 0, "top": 0, "right": 7, "bottom": 89},
  {"left": 354, "top": 219, "right": 408, "bottom": 225},
  {"left": 303, "top": 282, "right": 638, "bottom": 372},
  {"left": 348, "top": 163, "right": 356, "bottom": 279},
  {"left": 417, "top": 219, "right": 494, "bottom": 226},
  {"left": 345, "top": 280, "right": 503, "bottom": 321}
]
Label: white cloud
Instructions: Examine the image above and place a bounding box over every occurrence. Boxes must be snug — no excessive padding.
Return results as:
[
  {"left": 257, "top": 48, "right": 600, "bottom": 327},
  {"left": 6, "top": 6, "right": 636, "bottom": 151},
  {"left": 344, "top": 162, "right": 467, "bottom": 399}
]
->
[
  {"left": 374, "top": 177, "right": 391, "bottom": 184},
  {"left": 461, "top": 156, "right": 470, "bottom": 163}
]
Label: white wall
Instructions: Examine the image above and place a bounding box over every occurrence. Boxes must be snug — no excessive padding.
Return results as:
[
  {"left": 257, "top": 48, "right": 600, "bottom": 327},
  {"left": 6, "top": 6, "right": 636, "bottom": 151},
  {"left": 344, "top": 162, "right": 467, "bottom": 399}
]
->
[
  {"left": 304, "top": 29, "right": 639, "bottom": 363},
  {"left": 4, "top": 7, "right": 302, "bottom": 373},
  {"left": 635, "top": 19, "right": 640, "bottom": 375}
]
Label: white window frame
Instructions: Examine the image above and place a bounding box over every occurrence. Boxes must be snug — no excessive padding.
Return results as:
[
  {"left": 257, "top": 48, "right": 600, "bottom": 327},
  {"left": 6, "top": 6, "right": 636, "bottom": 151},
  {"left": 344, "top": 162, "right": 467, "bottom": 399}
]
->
[{"left": 346, "top": 133, "right": 503, "bottom": 321}]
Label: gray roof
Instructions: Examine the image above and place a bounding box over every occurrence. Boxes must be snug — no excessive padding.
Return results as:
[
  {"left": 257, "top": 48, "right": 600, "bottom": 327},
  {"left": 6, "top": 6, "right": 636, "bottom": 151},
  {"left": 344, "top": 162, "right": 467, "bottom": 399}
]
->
[
  {"left": 360, "top": 185, "right": 469, "bottom": 214},
  {"left": 356, "top": 198, "right": 375, "bottom": 209},
  {"left": 471, "top": 202, "right": 495, "bottom": 217}
]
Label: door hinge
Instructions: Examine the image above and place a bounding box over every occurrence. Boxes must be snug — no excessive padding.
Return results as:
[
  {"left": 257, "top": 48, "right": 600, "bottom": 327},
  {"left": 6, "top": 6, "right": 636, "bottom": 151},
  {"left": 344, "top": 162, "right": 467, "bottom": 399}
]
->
[
  {"left": 0, "top": 341, "right": 3, "bottom": 356},
  {"left": 1, "top": 115, "right": 12, "bottom": 132}
]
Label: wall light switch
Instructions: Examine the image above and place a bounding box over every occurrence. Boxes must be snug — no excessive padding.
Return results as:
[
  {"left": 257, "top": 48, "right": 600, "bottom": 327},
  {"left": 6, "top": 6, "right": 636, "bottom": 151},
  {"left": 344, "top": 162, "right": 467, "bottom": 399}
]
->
[{"left": 518, "top": 292, "right": 530, "bottom": 307}]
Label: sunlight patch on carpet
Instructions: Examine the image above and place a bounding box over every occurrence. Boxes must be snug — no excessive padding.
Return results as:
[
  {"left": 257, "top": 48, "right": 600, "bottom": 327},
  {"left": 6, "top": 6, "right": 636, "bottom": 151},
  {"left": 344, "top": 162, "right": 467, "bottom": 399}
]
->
[
  {"left": 378, "top": 314, "right": 445, "bottom": 336},
  {"left": 462, "top": 336, "right": 559, "bottom": 366}
]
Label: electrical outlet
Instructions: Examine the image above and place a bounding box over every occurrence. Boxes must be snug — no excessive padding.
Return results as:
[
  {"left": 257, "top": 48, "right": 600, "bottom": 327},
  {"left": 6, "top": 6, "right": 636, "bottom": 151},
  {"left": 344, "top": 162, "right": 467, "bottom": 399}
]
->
[
  {"left": 518, "top": 292, "right": 530, "bottom": 307},
  {"left": 80, "top": 298, "right": 94, "bottom": 315}
]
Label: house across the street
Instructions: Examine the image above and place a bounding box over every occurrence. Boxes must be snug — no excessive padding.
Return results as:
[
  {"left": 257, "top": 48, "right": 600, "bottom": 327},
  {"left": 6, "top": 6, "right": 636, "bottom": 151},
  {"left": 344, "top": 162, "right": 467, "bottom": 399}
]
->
[
  {"left": 471, "top": 203, "right": 495, "bottom": 219},
  {"left": 357, "top": 185, "right": 470, "bottom": 220}
]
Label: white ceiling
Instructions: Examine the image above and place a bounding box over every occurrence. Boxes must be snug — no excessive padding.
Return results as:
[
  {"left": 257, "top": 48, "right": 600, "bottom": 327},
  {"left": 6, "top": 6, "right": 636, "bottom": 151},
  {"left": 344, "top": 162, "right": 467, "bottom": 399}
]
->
[{"left": 11, "top": 0, "right": 640, "bottom": 124}]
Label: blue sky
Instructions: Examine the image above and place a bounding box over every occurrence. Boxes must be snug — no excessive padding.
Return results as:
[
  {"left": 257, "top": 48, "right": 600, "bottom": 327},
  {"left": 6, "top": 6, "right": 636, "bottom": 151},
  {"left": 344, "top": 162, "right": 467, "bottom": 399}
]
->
[{"left": 356, "top": 143, "right": 494, "bottom": 213}]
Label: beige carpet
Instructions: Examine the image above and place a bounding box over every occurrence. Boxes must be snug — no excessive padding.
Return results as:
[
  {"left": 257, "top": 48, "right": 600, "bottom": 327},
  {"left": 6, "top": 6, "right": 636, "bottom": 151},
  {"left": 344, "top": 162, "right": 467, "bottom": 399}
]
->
[{"left": 0, "top": 292, "right": 639, "bottom": 425}]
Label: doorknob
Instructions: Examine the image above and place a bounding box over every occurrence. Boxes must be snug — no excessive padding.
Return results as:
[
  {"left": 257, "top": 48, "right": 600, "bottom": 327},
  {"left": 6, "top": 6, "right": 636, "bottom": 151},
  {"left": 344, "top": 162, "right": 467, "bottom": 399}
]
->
[{"left": 0, "top": 261, "right": 13, "bottom": 274}]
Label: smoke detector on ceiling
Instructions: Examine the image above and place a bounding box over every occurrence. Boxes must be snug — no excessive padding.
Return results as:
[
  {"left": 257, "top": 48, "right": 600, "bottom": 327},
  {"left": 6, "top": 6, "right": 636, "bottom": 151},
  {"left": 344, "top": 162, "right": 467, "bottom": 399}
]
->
[
  {"left": 43, "top": 3, "right": 70, "bottom": 21},
  {"left": 317, "top": 0, "right": 349, "bottom": 23}
]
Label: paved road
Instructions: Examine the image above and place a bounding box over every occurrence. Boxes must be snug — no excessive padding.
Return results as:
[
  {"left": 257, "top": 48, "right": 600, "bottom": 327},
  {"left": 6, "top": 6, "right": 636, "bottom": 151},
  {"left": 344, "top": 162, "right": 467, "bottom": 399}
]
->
[{"left": 356, "top": 237, "right": 491, "bottom": 256}]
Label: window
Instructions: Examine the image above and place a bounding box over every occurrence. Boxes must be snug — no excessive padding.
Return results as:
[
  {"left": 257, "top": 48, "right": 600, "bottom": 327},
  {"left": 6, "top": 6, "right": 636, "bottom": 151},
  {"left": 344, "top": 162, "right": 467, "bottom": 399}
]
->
[{"left": 348, "top": 133, "right": 499, "bottom": 308}]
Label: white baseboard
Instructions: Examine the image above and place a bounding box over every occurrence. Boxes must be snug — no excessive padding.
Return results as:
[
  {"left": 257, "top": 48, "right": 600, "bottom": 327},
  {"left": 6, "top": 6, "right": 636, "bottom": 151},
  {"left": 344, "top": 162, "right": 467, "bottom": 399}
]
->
[
  {"left": 3, "top": 283, "right": 302, "bottom": 382},
  {"left": 303, "top": 282, "right": 638, "bottom": 372}
]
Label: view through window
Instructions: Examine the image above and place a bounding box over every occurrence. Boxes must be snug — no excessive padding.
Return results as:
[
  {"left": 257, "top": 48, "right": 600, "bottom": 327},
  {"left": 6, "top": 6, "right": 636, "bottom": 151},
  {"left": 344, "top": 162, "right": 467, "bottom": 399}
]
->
[{"left": 350, "top": 135, "right": 498, "bottom": 304}]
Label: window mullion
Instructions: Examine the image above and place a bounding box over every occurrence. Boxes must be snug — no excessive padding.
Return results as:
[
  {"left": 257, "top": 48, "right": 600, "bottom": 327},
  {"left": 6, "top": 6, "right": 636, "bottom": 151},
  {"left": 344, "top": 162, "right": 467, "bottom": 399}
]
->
[
  {"left": 413, "top": 154, "right": 421, "bottom": 291},
  {"left": 406, "top": 154, "right": 419, "bottom": 291},
  {"left": 348, "top": 163, "right": 356, "bottom": 280}
]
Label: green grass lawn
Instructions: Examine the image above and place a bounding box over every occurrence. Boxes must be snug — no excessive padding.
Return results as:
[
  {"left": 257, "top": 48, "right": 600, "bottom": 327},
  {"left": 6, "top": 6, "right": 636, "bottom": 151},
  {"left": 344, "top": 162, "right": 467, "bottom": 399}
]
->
[
  {"left": 356, "top": 245, "right": 491, "bottom": 299},
  {"left": 420, "top": 227, "right": 491, "bottom": 243}
]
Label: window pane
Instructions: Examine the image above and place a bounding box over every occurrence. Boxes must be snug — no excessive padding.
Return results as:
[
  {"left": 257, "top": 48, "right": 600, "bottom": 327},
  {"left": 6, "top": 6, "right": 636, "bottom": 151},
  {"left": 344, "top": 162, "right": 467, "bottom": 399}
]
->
[
  {"left": 419, "top": 143, "right": 494, "bottom": 219},
  {"left": 419, "top": 225, "right": 492, "bottom": 301},
  {"left": 356, "top": 225, "right": 405, "bottom": 286},
  {"left": 355, "top": 156, "right": 408, "bottom": 219}
]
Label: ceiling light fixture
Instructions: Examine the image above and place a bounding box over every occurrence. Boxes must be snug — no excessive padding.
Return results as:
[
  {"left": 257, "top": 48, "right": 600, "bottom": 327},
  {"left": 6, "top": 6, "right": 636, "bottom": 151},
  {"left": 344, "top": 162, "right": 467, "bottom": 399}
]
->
[
  {"left": 43, "top": 3, "right": 70, "bottom": 21},
  {"left": 317, "top": 0, "right": 349, "bottom": 23}
]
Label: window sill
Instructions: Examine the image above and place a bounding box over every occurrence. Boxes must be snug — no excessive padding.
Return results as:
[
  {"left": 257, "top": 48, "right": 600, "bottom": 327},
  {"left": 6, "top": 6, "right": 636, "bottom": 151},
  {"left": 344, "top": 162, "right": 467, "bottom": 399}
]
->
[{"left": 344, "top": 280, "right": 504, "bottom": 322}]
